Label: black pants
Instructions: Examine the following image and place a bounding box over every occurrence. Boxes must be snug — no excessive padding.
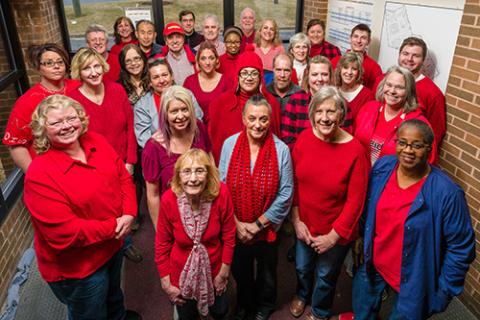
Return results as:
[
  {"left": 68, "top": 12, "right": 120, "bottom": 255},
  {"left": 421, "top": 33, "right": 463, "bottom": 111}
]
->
[
  {"left": 231, "top": 240, "right": 278, "bottom": 316},
  {"left": 176, "top": 293, "right": 228, "bottom": 320}
]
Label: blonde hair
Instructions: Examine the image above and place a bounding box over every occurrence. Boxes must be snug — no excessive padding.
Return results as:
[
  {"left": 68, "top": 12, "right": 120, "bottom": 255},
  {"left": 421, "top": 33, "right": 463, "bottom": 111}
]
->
[
  {"left": 334, "top": 52, "right": 364, "bottom": 87},
  {"left": 255, "top": 19, "right": 282, "bottom": 47},
  {"left": 158, "top": 86, "right": 198, "bottom": 154},
  {"left": 31, "top": 95, "right": 89, "bottom": 154},
  {"left": 301, "top": 55, "right": 333, "bottom": 92},
  {"left": 171, "top": 148, "right": 220, "bottom": 202},
  {"left": 71, "top": 47, "right": 110, "bottom": 80}
]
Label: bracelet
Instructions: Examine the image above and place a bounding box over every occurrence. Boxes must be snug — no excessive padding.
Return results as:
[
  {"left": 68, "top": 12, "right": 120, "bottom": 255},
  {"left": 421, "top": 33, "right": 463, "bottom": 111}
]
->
[{"left": 255, "top": 219, "right": 265, "bottom": 230}]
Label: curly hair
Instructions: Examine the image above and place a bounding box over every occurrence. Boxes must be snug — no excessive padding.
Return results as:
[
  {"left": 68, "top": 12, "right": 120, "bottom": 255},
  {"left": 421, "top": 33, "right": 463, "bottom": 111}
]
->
[
  {"left": 31, "top": 95, "right": 89, "bottom": 154},
  {"left": 171, "top": 148, "right": 220, "bottom": 202}
]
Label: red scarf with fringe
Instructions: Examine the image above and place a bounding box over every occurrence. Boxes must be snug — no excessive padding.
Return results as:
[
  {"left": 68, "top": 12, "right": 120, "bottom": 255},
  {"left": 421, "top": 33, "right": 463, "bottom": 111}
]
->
[{"left": 226, "top": 130, "right": 279, "bottom": 242}]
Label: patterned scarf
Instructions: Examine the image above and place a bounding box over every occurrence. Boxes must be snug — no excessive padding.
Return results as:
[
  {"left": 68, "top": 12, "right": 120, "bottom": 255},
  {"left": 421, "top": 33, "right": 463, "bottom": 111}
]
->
[
  {"left": 177, "top": 193, "right": 214, "bottom": 316},
  {"left": 226, "top": 130, "right": 279, "bottom": 242}
]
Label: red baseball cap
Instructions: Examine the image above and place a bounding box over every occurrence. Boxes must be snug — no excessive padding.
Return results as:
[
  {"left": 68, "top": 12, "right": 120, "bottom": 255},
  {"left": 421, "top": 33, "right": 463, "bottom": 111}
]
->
[{"left": 163, "top": 22, "right": 185, "bottom": 37}]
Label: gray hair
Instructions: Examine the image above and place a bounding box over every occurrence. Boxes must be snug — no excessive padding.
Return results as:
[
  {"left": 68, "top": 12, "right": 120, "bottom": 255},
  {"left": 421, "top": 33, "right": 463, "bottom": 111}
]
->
[
  {"left": 203, "top": 14, "right": 220, "bottom": 27},
  {"left": 397, "top": 119, "right": 434, "bottom": 147},
  {"left": 308, "top": 86, "right": 347, "bottom": 125},
  {"left": 376, "top": 65, "right": 418, "bottom": 113},
  {"left": 240, "top": 7, "right": 255, "bottom": 20},
  {"left": 85, "top": 24, "right": 109, "bottom": 41},
  {"left": 288, "top": 32, "right": 311, "bottom": 52},
  {"left": 243, "top": 95, "right": 272, "bottom": 116}
]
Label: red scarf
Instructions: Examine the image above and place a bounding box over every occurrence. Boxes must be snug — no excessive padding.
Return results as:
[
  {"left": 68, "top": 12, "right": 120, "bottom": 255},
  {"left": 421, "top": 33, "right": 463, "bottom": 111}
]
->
[{"left": 226, "top": 130, "right": 279, "bottom": 242}]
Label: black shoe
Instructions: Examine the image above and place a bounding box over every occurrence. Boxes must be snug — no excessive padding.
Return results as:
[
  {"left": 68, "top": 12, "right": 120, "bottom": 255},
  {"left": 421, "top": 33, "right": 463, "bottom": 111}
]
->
[
  {"left": 124, "top": 245, "right": 143, "bottom": 263},
  {"left": 125, "top": 310, "right": 142, "bottom": 320},
  {"left": 254, "top": 311, "right": 270, "bottom": 320}
]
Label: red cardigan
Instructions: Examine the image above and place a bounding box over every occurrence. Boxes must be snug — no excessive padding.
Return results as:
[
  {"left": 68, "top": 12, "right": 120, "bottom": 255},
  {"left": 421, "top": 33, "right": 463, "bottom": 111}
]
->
[
  {"left": 292, "top": 128, "right": 368, "bottom": 243},
  {"left": 354, "top": 100, "right": 438, "bottom": 164},
  {"left": 24, "top": 132, "right": 137, "bottom": 282},
  {"left": 68, "top": 81, "right": 137, "bottom": 164},
  {"left": 155, "top": 183, "right": 236, "bottom": 287}
]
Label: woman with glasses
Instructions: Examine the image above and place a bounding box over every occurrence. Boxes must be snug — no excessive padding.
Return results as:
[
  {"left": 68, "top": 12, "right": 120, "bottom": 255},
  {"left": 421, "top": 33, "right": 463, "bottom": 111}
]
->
[
  {"left": 134, "top": 58, "right": 203, "bottom": 149},
  {"left": 347, "top": 119, "right": 475, "bottom": 320},
  {"left": 219, "top": 95, "right": 293, "bottom": 320},
  {"left": 24, "top": 95, "right": 141, "bottom": 320},
  {"left": 218, "top": 26, "right": 243, "bottom": 82},
  {"left": 208, "top": 47, "right": 281, "bottom": 163},
  {"left": 3, "top": 43, "right": 79, "bottom": 172},
  {"left": 354, "top": 65, "right": 437, "bottom": 166},
  {"left": 118, "top": 44, "right": 149, "bottom": 105},
  {"left": 184, "top": 42, "right": 232, "bottom": 121},
  {"left": 142, "top": 86, "right": 211, "bottom": 229},
  {"left": 155, "top": 148, "right": 236, "bottom": 320}
]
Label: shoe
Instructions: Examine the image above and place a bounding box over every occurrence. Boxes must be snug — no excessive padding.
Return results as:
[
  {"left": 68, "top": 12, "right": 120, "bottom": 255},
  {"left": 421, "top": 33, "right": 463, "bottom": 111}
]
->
[
  {"left": 290, "top": 296, "right": 306, "bottom": 318},
  {"left": 254, "top": 311, "right": 270, "bottom": 320},
  {"left": 338, "top": 312, "right": 354, "bottom": 320},
  {"left": 304, "top": 312, "right": 328, "bottom": 320},
  {"left": 234, "top": 308, "right": 247, "bottom": 320},
  {"left": 124, "top": 245, "right": 143, "bottom": 263},
  {"left": 125, "top": 310, "right": 142, "bottom": 320}
]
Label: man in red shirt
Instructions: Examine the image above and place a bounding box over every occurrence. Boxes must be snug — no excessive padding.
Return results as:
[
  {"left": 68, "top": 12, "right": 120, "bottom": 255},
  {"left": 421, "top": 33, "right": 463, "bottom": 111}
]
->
[{"left": 331, "top": 24, "right": 382, "bottom": 91}]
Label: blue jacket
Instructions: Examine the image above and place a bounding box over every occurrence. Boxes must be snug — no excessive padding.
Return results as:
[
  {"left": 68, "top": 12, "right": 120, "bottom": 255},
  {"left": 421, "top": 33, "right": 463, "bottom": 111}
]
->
[{"left": 363, "top": 156, "right": 475, "bottom": 319}]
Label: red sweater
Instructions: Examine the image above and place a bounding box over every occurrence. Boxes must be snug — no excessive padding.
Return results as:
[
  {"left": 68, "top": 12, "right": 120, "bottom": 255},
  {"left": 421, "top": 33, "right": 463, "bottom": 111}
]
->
[
  {"left": 183, "top": 73, "right": 233, "bottom": 120},
  {"left": 155, "top": 184, "right": 236, "bottom": 287},
  {"left": 104, "top": 52, "right": 121, "bottom": 83},
  {"left": 218, "top": 53, "right": 240, "bottom": 82},
  {"left": 68, "top": 81, "right": 137, "bottom": 164},
  {"left": 354, "top": 100, "right": 438, "bottom": 165},
  {"left": 24, "top": 132, "right": 137, "bottom": 282},
  {"left": 373, "top": 74, "right": 445, "bottom": 146},
  {"left": 343, "top": 85, "right": 374, "bottom": 121},
  {"left": 292, "top": 129, "right": 368, "bottom": 243},
  {"left": 3, "top": 79, "right": 80, "bottom": 157}
]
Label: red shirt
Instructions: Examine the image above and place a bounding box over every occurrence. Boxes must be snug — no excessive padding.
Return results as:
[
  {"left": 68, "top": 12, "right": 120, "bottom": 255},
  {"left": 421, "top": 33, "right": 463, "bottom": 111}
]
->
[
  {"left": 218, "top": 53, "right": 239, "bottom": 82},
  {"left": 3, "top": 80, "right": 80, "bottom": 157},
  {"left": 342, "top": 85, "right": 374, "bottom": 121},
  {"left": 373, "top": 167, "right": 425, "bottom": 292},
  {"left": 183, "top": 74, "right": 233, "bottom": 120},
  {"left": 155, "top": 184, "right": 236, "bottom": 287},
  {"left": 104, "top": 52, "right": 121, "bottom": 83},
  {"left": 24, "top": 132, "right": 137, "bottom": 282},
  {"left": 369, "top": 109, "right": 403, "bottom": 165},
  {"left": 68, "top": 81, "right": 137, "bottom": 164},
  {"left": 292, "top": 128, "right": 368, "bottom": 243},
  {"left": 109, "top": 39, "right": 138, "bottom": 56}
]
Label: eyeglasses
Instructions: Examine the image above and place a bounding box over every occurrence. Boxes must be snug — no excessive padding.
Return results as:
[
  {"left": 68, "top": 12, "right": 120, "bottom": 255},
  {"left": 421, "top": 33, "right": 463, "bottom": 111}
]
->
[
  {"left": 180, "top": 167, "right": 207, "bottom": 178},
  {"left": 46, "top": 115, "right": 79, "bottom": 129},
  {"left": 125, "top": 56, "right": 142, "bottom": 65},
  {"left": 40, "top": 60, "right": 65, "bottom": 68},
  {"left": 395, "top": 139, "right": 429, "bottom": 150},
  {"left": 239, "top": 70, "right": 260, "bottom": 79}
]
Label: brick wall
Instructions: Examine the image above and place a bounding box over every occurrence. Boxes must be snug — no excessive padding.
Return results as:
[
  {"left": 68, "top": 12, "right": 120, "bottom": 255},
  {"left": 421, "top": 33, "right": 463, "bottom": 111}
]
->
[
  {"left": 302, "top": 0, "right": 328, "bottom": 31},
  {"left": 0, "top": 0, "right": 65, "bottom": 306},
  {"left": 441, "top": 1, "right": 480, "bottom": 317}
]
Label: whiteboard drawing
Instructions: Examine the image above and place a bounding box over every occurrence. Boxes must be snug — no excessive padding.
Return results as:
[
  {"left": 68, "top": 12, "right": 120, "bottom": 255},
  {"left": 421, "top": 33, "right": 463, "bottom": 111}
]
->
[{"left": 385, "top": 5, "right": 412, "bottom": 49}]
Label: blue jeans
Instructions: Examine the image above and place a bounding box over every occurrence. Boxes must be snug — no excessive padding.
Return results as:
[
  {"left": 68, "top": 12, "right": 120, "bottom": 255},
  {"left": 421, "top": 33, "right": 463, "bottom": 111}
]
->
[
  {"left": 352, "top": 263, "right": 400, "bottom": 320},
  {"left": 48, "top": 249, "right": 126, "bottom": 320},
  {"left": 295, "top": 239, "right": 349, "bottom": 318}
]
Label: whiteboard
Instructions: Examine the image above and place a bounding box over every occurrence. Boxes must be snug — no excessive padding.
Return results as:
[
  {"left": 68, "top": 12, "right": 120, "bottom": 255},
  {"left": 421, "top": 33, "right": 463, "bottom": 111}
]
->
[{"left": 377, "top": 2, "right": 463, "bottom": 92}]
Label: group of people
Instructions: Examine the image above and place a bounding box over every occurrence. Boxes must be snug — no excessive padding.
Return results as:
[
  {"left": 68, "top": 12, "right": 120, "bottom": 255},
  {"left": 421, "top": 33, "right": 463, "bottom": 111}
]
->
[{"left": 2, "top": 5, "right": 476, "bottom": 320}]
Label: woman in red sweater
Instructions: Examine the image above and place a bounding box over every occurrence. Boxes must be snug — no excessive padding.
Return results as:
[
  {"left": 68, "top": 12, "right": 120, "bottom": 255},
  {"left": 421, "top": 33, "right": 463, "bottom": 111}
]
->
[
  {"left": 2, "top": 43, "right": 79, "bottom": 172},
  {"left": 155, "top": 148, "right": 236, "bottom": 320},
  {"left": 184, "top": 42, "right": 232, "bottom": 120},
  {"left": 354, "top": 65, "right": 437, "bottom": 165},
  {"left": 218, "top": 26, "right": 243, "bottom": 82},
  {"left": 69, "top": 47, "right": 137, "bottom": 174},
  {"left": 335, "top": 52, "right": 374, "bottom": 121},
  {"left": 24, "top": 95, "right": 139, "bottom": 319},
  {"left": 290, "top": 86, "right": 368, "bottom": 320},
  {"left": 110, "top": 16, "right": 138, "bottom": 56}
]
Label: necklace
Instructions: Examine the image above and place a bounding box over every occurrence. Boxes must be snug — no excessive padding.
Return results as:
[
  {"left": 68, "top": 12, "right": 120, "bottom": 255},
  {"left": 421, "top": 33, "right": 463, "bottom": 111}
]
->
[{"left": 40, "top": 81, "right": 66, "bottom": 95}]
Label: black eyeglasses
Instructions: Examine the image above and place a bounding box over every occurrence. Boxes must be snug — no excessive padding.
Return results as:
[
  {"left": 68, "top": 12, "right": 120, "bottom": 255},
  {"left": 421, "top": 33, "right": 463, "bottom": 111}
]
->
[{"left": 395, "top": 139, "right": 429, "bottom": 150}]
